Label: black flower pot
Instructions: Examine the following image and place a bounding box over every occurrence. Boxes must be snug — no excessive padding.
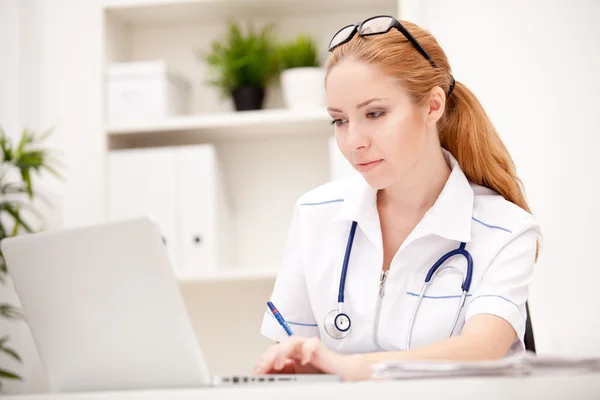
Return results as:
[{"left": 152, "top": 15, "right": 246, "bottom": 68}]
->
[{"left": 231, "top": 85, "right": 265, "bottom": 111}]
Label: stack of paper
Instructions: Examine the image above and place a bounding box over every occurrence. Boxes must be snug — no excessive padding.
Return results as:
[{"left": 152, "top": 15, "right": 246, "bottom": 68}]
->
[{"left": 371, "top": 351, "right": 600, "bottom": 380}]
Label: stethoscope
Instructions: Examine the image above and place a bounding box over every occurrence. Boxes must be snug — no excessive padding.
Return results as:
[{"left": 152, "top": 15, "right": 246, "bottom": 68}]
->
[{"left": 324, "top": 221, "right": 474, "bottom": 350}]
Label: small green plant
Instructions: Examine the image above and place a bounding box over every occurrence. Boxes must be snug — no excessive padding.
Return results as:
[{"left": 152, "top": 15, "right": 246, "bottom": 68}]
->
[
  {"left": 278, "top": 34, "right": 320, "bottom": 70},
  {"left": 0, "top": 126, "right": 61, "bottom": 389},
  {"left": 201, "top": 21, "right": 281, "bottom": 98}
]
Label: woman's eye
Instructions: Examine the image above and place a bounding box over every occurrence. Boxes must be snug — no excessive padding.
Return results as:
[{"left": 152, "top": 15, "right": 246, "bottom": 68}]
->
[
  {"left": 330, "top": 119, "right": 347, "bottom": 126},
  {"left": 367, "top": 111, "right": 384, "bottom": 119}
]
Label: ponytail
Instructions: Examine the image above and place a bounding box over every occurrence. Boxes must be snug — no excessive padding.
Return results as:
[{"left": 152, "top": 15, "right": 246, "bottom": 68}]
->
[{"left": 439, "top": 81, "right": 540, "bottom": 259}]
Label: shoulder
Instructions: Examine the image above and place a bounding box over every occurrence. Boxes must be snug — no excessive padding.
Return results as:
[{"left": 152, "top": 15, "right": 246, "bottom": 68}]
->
[
  {"left": 297, "top": 175, "right": 360, "bottom": 205},
  {"left": 468, "top": 184, "right": 541, "bottom": 294},
  {"left": 471, "top": 183, "right": 540, "bottom": 243},
  {"left": 294, "top": 176, "right": 359, "bottom": 210},
  {"left": 285, "top": 176, "right": 363, "bottom": 236}
]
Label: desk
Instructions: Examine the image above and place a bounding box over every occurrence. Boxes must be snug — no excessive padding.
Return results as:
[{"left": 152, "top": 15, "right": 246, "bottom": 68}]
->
[{"left": 5, "top": 373, "right": 600, "bottom": 400}]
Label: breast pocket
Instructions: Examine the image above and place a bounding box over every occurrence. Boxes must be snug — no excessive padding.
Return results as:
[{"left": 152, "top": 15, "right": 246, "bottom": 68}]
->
[{"left": 398, "top": 267, "right": 469, "bottom": 350}]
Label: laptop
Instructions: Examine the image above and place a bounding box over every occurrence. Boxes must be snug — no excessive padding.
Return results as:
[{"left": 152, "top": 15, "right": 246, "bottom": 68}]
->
[{"left": 1, "top": 217, "right": 338, "bottom": 393}]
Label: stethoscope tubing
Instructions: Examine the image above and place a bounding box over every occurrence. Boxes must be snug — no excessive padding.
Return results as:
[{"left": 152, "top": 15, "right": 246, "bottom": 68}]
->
[{"left": 325, "top": 220, "right": 475, "bottom": 345}]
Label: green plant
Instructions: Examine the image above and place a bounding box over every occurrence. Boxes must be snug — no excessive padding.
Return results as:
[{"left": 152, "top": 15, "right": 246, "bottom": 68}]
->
[
  {"left": 202, "top": 21, "right": 281, "bottom": 98},
  {"left": 0, "top": 127, "right": 61, "bottom": 388},
  {"left": 278, "top": 34, "right": 320, "bottom": 70}
]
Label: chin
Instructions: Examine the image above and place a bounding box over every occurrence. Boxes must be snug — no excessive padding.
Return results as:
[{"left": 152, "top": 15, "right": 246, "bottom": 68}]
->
[{"left": 359, "top": 172, "right": 393, "bottom": 190}]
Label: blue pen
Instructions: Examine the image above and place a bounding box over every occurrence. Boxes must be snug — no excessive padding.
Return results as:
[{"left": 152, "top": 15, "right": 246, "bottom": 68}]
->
[{"left": 267, "top": 301, "right": 294, "bottom": 336}]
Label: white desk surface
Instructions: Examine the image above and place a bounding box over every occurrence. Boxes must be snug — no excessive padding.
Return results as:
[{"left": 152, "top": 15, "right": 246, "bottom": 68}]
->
[{"left": 5, "top": 373, "right": 600, "bottom": 400}]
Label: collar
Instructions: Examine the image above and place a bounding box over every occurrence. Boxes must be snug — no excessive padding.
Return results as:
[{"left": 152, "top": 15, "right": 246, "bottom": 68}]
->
[{"left": 333, "top": 149, "right": 474, "bottom": 248}]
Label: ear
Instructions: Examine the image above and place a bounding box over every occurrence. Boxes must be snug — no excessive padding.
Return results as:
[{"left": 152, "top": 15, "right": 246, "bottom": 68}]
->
[{"left": 425, "top": 86, "right": 446, "bottom": 127}]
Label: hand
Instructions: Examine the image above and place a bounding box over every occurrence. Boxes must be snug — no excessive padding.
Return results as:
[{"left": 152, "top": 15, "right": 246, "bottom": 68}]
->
[{"left": 253, "top": 336, "right": 370, "bottom": 381}]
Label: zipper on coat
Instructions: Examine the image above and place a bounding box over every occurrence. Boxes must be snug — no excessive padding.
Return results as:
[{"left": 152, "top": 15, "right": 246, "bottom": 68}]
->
[{"left": 373, "top": 269, "right": 389, "bottom": 350}]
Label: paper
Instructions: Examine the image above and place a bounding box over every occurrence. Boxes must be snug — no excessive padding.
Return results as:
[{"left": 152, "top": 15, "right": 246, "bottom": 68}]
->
[{"left": 370, "top": 351, "right": 600, "bottom": 380}]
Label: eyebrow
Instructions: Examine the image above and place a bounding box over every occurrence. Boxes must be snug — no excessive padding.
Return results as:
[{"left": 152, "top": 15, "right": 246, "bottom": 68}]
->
[
  {"left": 356, "top": 97, "right": 389, "bottom": 109},
  {"left": 327, "top": 97, "right": 389, "bottom": 113}
]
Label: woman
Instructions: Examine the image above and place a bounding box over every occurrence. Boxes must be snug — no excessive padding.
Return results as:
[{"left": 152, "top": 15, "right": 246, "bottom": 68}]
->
[{"left": 255, "top": 16, "right": 540, "bottom": 381}]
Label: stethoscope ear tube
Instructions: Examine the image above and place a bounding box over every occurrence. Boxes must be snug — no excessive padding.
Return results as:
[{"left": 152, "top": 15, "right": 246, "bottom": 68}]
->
[
  {"left": 460, "top": 245, "right": 473, "bottom": 291},
  {"left": 338, "top": 221, "right": 358, "bottom": 303},
  {"left": 406, "top": 243, "right": 474, "bottom": 350}
]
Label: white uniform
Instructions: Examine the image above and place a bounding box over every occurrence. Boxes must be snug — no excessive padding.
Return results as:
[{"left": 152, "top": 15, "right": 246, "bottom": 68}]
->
[{"left": 261, "top": 150, "right": 540, "bottom": 355}]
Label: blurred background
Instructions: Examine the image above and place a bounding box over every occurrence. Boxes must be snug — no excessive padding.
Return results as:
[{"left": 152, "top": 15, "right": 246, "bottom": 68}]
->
[{"left": 0, "top": 0, "right": 598, "bottom": 395}]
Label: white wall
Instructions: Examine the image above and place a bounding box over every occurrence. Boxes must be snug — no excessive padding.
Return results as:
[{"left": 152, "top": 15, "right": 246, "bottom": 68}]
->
[
  {"left": 0, "top": 0, "right": 106, "bottom": 394},
  {"left": 37, "top": 0, "right": 106, "bottom": 231},
  {"left": 3, "top": 0, "right": 106, "bottom": 232},
  {"left": 0, "top": 0, "right": 49, "bottom": 394},
  {"left": 411, "top": 0, "right": 600, "bottom": 355},
  {"left": 0, "top": 0, "right": 21, "bottom": 136}
]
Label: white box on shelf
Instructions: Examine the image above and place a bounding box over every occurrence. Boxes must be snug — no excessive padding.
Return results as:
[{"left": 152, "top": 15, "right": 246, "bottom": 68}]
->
[
  {"left": 106, "top": 60, "right": 190, "bottom": 123},
  {"left": 107, "top": 144, "right": 233, "bottom": 276},
  {"left": 328, "top": 136, "right": 359, "bottom": 180}
]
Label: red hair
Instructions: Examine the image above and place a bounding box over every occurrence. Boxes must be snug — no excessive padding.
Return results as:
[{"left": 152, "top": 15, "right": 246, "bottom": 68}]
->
[{"left": 326, "top": 19, "right": 539, "bottom": 259}]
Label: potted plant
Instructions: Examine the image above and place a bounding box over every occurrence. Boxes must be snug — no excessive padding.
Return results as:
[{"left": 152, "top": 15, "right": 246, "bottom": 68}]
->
[
  {"left": 0, "top": 127, "right": 61, "bottom": 389},
  {"left": 202, "top": 21, "right": 280, "bottom": 111},
  {"left": 278, "top": 34, "right": 325, "bottom": 110}
]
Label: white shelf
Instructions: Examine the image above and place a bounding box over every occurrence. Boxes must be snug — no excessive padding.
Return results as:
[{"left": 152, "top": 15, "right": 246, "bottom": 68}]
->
[
  {"left": 178, "top": 268, "right": 278, "bottom": 283},
  {"left": 103, "top": 0, "right": 397, "bottom": 26},
  {"left": 106, "top": 108, "right": 332, "bottom": 141}
]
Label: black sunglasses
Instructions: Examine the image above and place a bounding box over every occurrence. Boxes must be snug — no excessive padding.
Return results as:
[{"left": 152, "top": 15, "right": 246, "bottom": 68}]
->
[{"left": 328, "top": 15, "right": 438, "bottom": 69}]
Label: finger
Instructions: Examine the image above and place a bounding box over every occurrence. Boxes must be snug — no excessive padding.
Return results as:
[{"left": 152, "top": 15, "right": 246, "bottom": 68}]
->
[
  {"left": 272, "top": 359, "right": 297, "bottom": 375},
  {"left": 273, "top": 336, "right": 305, "bottom": 370},
  {"left": 254, "top": 337, "right": 302, "bottom": 374},
  {"left": 300, "top": 340, "right": 340, "bottom": 376},
  {"left": 253, "top": 344, "right": 280, "bottom": 374},
  {"left": 300, "top": 337, "right": 321, "bottom": 365}
]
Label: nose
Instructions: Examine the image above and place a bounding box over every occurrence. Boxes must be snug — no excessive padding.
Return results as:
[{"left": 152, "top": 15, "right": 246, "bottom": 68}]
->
[{"left": 345, "top": 121, "right": 369, "bottom": 151}]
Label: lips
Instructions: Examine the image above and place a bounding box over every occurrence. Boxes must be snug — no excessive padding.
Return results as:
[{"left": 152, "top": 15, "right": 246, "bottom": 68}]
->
[
  {"left": 357, "top": 160, "right": 381, "bottom": 166},
  {"left": 355, "top": 159, "right": 383, "bottom": 172}
]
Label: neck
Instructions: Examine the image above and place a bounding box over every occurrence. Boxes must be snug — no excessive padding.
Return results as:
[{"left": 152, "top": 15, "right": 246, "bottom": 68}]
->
[{"left": 378, "top": 145, "right": 451, "bottom": 215}]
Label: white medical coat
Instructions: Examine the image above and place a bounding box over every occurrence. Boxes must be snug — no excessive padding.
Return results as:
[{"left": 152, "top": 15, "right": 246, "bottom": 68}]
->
[{"left": 261, "top": 150, "right": 540, "bottom": 355}]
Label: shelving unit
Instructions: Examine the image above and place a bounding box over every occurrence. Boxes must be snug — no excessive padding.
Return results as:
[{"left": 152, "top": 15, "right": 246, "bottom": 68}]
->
[
  {"left": 107, "top": 108, "right": 330, "bottom": 135},
  {"left": 103, "top": 0, "right": 398, "bottom": 26},
  {"left": 106, "top": 108, "right": 332, "bottom": 148},
  {"left": 101, "top": 0, "right": 400, "bottom": 281}
]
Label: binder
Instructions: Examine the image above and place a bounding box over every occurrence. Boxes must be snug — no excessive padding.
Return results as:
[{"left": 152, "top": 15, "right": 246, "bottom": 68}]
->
[
  {"left": 107, "top": 144, "right": 232, "bottom": 276},
  {"left": 177, "top": 145, "right": 232, "bottom": 276},
  {"left": 107, "top": 147, "right": 180, "bottom": 269}
]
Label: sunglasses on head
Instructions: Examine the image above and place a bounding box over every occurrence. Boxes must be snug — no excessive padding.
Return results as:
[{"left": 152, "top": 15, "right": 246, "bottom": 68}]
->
[{"left": 328, "top": 15, "right": 438, "bottom": 69}]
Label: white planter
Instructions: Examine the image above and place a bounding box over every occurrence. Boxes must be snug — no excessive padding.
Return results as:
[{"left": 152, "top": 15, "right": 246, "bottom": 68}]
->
[{"left": 280, "top": 67, "right": 326, "bottom": 109}]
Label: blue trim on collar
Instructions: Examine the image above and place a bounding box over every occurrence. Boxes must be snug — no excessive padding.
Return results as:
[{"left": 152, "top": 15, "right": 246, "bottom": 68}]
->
[
  {"left": 472, "top": 217, "right": 512, "bottom": 233},
  {"left": 300, "top": 199, "right": 345, "bottom": 206}
]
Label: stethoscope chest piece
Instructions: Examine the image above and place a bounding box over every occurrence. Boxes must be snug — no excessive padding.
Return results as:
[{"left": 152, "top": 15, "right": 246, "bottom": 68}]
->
[{"left": 324, "top": 309, "right": 352, "bottom": 339}]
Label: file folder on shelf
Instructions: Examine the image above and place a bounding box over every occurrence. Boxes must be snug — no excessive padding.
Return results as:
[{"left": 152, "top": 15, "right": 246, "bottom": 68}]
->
[{"left": 107, "top": 144, "right": 232, "bottom": 276}]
